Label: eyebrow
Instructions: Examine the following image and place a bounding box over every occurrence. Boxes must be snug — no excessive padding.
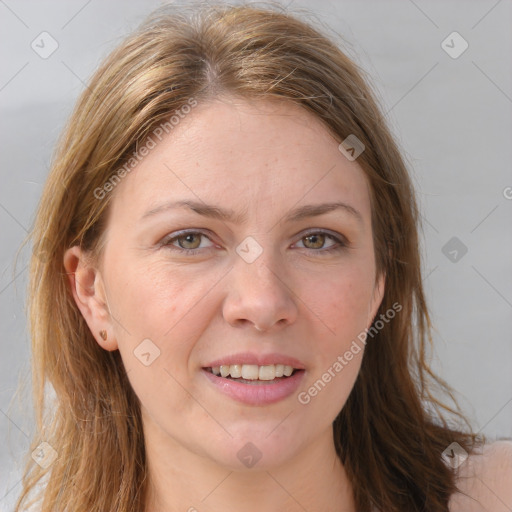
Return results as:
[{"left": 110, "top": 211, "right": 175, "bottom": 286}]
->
[{"left": 141, "top": 199, "right": 363, "bottom": 224}]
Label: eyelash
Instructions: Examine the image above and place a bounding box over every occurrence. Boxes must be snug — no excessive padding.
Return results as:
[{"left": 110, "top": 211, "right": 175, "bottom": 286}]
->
[{"left": 160, "top": 229, "right": 348, "bottom": 257}]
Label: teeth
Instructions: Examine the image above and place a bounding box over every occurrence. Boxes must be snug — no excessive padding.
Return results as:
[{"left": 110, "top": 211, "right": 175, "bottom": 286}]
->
[
  {"left": 229, "top": 364, "right": 242, "bottom": 378},
  {"left": 242, "top": 364, "right": 259, "bottom": 380},
  {"left": 210, "top": 364, "right": 297, "bottom": 380}
]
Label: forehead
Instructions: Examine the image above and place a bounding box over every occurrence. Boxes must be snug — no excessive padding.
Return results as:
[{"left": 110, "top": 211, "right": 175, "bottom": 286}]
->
[{"left": 107, "top": 96, "right": 372, "bottom": 224}]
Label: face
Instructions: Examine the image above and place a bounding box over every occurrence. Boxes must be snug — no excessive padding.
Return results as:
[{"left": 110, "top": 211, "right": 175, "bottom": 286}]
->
[{"left": 67, "top": 96, "right": 384, "bottom": 472}]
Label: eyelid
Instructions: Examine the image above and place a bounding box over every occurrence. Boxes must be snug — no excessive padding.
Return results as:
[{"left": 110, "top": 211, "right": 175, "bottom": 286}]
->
[
  {"left": 299, "top": 227, "right": 349, "bottom": 245},
  {"left": 159, "top": 229, "right": 217, "bottom": 249},
  {"left": 160, "top": 228, "right": 349, "bottom": 254}
]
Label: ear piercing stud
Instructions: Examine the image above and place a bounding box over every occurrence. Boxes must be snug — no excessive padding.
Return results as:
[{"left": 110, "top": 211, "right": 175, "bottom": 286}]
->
[{"left": 99, "top": 330, "right": 108, "bottom": 340}]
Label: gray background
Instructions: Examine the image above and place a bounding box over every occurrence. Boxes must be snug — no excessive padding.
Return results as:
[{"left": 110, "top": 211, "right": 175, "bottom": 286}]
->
[{"left": 1, "top": 0, "right": 511, "bottom": 509}]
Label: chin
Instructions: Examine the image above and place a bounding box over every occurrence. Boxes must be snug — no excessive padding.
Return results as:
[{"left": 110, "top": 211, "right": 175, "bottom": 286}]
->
[{"left": 205, "top": 434, "right": 301, "bottom": 472}]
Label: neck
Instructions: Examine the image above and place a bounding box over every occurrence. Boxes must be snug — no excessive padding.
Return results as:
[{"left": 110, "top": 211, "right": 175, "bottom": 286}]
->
[{"left": 143, "top": 421, "right": 355, "bottom": 512}]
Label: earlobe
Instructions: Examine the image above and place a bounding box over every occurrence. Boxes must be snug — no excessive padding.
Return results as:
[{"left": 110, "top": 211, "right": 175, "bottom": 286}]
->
[{"left": 63, "top": 245, "right": 118, "bottom": 351}]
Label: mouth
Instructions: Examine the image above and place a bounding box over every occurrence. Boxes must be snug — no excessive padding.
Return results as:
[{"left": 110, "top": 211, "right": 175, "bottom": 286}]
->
[
  {"left": 201, "top": 364, "right": 306, "bottom": 405},
  {"left": 202, "top": 364, "right": 303, "bottom": 385}
]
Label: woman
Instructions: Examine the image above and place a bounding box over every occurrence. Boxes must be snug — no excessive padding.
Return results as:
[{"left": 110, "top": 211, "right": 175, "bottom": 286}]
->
[{"left": 15, "top": 2, "right": 512, "bottom": 511}]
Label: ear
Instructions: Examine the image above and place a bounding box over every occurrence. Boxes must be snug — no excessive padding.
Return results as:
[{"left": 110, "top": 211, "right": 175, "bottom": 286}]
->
[
  {"left": 367, "top": 271, "right": 386, "bottom": 327},
  {"left": 63, "top": 245, "right": 118, "bottom": 351}
]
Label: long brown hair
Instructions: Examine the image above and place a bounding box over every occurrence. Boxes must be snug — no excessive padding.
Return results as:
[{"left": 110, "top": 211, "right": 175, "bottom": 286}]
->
[{"left": 14, "top": 2, "right": 482, "bottom": 511}]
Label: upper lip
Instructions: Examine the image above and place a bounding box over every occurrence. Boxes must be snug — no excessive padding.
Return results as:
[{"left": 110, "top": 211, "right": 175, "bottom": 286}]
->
[{"left": 203, "top": 352, "right": 306, "bottom": 370}]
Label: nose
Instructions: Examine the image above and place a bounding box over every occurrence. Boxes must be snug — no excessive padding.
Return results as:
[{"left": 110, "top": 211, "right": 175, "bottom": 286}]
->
[{"left": 222, "top": 250, "right": 299, "bottom": 332}]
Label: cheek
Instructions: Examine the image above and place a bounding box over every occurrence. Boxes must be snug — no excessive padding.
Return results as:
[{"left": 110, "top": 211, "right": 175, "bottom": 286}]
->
[
  {"left": 108, "top": 265, "right": 173, "bottom": 338},
  {"left": 106, "top": 262, "right": 209, "bottom": 420},
  {"left": 298, "top": 330, "right": 365, "bottom": 429},
  {"left": 310, "top": 263, "right": 375, "bottom": 344},
  {"left": 107, "top": 256, "right": 211, "bottom": 336},
  {"left": 301, "top": 274, "right": 370, "bottom": 420},
  {"left": 106, "top": 258, "right": 223, "bottom": 390}
]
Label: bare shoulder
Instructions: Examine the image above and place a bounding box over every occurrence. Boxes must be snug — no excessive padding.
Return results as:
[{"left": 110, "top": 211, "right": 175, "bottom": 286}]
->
[{"left": 449, "top": 439, "right": 512, "bottom": 512}]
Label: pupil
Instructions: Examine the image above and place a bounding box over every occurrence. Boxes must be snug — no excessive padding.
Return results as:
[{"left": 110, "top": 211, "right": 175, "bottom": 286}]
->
[
  {"left": 182, "top": 234, "right": 199, "bottom": 248},
  {"left": 306, "top": 234, "right": 323, "bottom": 248}
]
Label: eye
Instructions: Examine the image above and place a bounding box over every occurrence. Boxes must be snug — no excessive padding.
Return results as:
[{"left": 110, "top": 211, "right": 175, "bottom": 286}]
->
[
  {"left": 161, "top": 231, "right": 214, "bottom": 255},
  {"left": 294, "top": 230, "right": 347, "bottom": 255},
  {"left": 160, "top": 229, "right": 348, "bottom": 256}
]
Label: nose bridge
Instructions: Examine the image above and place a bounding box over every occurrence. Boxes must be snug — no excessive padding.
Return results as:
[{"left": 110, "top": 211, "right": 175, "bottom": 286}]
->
[
  {"left": 223, "top": 234, "right": 298, "bottom": 330},
  {"left": 234, "top": 234, "right": 287, "bottom": 296}
]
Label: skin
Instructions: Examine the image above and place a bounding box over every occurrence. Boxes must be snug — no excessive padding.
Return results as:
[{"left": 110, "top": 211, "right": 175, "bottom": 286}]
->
[
  {"left": 64, "top": 95, "right": 387, "bottom": 512},
  {"left": 449, "top": 440, "right": 512, "bottom": 512}
]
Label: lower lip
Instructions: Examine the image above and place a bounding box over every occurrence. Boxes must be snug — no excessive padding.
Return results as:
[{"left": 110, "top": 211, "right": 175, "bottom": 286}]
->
[{"left": 201, "top": 368, "right": 306, "bottom": 406}]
